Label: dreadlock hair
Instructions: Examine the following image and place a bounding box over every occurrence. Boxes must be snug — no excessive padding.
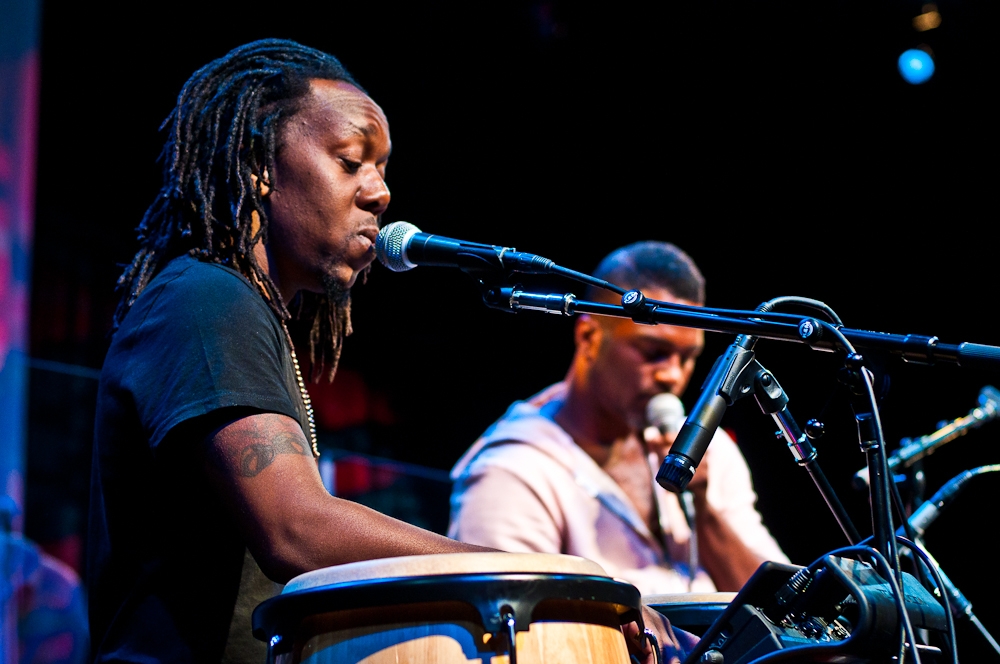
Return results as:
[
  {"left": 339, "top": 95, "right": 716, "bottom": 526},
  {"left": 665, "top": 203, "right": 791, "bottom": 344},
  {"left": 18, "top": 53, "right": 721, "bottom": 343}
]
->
[
  {"left": 114, "top": 38, "right": 364, "bottom": 382},
  {"left": 584, "top": 241, "right": 706, "bottom": 305}
]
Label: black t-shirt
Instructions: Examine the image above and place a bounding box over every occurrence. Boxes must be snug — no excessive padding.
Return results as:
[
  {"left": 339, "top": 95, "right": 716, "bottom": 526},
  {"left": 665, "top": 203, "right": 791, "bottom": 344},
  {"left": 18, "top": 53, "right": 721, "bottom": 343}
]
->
[{"left": 87, "top": 256, "right": 309, "bottom": 663}]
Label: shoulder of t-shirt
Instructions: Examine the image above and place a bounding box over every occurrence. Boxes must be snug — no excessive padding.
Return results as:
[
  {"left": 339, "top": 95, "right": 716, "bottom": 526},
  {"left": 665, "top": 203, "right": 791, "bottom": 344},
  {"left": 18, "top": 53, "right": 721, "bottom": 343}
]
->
[
  {"left": 156, "top": 255, "right": 265, "bottom": 303},
  {"left": 128, "top": 255, "right": 276, "bottom": 330},
  {"left": 465, "top": 439, "right": 571, "bottom": 481}
]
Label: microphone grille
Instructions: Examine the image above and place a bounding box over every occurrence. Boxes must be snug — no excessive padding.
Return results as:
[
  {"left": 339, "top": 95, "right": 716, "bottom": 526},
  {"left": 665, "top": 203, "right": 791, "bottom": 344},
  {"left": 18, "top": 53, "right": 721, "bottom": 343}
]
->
[
  {"left": 375, "top": 221, "right": 420, "bottom": 272},
  {"left": 646, "top": 393, "right": 686, "bottom": 435}
]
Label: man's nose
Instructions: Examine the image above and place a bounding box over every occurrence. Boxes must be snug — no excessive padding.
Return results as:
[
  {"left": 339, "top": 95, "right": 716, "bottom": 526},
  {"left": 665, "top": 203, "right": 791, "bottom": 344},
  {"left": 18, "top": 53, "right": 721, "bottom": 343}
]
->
[
  {"left": 358, "top": 169, "right": 391, "bottom": 215},
  {"left": 652, "top": 356, "right": 685, "bottom": 390}
]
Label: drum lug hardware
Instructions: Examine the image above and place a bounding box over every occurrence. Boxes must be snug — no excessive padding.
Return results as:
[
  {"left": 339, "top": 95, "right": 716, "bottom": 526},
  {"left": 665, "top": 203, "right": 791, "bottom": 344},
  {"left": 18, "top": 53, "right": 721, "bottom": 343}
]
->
[{"left": 500, "top": 605, "right": 518, "bottom": 664}]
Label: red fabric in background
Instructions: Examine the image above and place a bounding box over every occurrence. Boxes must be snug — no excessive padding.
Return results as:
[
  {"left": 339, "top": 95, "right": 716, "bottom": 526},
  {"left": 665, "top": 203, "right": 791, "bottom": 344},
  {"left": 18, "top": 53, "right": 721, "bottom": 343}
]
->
[{"left": 306, "top": 369, "right": 395, "bottom": 431}]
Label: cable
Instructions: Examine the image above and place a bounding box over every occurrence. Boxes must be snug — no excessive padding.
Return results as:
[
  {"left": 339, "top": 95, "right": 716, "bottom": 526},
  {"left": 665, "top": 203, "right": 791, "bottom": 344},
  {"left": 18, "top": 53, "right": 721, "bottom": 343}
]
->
[
  {"left": 641, "top": 300, "right": 831, "bottom": 325},
  {"left": 550, "top": 264, "right": 628, "bottom": 295},
  {"left": 894, "top": 537, "right": 959, "bottom": 664},
  {"left": 743, "top": 545, "right": 922, "bottom": 664},
  {"left": 815, "top": 320, "right": 901, "bottom": 570},
  {"left": 796, "top": 545, "right": 921, "bottom": 664},
  {"left": 890, "top": 470, "right": 929, "bottom": 591},
  {"left": 755, "top": 295, "right": 845, "bottom": 326}
]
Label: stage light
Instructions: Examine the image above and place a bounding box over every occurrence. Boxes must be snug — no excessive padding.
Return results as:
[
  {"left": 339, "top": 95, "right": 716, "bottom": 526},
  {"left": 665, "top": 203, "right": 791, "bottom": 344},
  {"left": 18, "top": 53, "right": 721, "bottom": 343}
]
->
[{"left": 898, "top": 48, "right": 935, "bottom": 84}]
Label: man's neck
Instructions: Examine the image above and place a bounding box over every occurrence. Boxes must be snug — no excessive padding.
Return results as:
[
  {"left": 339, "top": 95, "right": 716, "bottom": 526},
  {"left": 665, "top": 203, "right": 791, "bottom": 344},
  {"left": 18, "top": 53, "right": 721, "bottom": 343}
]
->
[
  {"left": 252, "top": 237, "right": 294, "bottom": 305},
  {"left": 553, "top": 379, "right": 633, "bottom": 468},
  {"left": 553, "top": 378, "right": 659, "bottom": 532}
]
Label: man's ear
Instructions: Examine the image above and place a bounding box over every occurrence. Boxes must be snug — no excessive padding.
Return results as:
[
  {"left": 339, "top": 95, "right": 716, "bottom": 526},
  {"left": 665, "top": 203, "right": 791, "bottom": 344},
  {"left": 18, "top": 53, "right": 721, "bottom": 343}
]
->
[
  {"left": 574, "top": 315, "right": 604, "bottom": 363},
  {"left": 250, "top": 169, "right": 271, "bottom": 197}
]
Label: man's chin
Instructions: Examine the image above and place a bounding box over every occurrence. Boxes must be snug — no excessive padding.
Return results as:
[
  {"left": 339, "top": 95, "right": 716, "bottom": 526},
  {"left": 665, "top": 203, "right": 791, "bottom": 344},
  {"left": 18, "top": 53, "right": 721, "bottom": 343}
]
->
[
  {"left": 321, "top": 273, "right": 351, "bottom": 308},
  {"left": 626, "top": 413, "right": 648, "bottom": 432}
]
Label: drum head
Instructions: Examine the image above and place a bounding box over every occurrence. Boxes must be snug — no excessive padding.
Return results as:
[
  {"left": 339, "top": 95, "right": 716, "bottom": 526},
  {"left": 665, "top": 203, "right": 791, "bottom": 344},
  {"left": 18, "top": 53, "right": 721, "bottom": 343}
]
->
[{"left": 284, "top": 552, "right": 611, "bottom": 593}]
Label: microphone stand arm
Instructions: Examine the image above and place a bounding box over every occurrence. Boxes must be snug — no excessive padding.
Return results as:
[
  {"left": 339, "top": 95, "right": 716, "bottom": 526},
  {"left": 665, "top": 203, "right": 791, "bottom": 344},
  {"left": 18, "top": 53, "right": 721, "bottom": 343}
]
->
[{"left": 481, "top": 286, "right": 1000, "bottom": 370}]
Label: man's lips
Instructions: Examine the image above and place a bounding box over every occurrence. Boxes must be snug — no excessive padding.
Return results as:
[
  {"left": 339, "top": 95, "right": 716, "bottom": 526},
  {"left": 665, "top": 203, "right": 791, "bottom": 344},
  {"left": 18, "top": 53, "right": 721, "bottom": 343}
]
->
[
  {"left": 356, "top": 225, "right": 380, "bottom": 260},
  {"left": 358, "top": 225, "right": 379, "bottom": 247}
]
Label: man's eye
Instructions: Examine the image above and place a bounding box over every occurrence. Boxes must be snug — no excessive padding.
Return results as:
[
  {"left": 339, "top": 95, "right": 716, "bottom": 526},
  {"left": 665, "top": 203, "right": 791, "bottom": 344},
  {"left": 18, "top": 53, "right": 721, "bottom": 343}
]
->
[{"left": 341, "top": 158, "right": 361, "bottom": 173}]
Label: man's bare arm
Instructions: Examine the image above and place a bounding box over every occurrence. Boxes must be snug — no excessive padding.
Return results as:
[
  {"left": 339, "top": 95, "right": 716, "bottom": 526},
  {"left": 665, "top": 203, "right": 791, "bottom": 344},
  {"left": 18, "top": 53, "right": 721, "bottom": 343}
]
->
[
  {"left": 204, "top": 412, "right": 494, "bottom": 583},
  {"left": 692, "top": 491, "right": 766, "bottom": 591},
  {"left": 647, "top": 429, "right": 769, "bottom": 591}
]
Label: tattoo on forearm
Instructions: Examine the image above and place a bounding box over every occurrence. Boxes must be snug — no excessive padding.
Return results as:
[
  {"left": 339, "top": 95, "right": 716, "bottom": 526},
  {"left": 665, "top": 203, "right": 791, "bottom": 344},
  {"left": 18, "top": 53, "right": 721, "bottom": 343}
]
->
[{"left": 214, "top": 430, "right": 311, "bottom": 477}]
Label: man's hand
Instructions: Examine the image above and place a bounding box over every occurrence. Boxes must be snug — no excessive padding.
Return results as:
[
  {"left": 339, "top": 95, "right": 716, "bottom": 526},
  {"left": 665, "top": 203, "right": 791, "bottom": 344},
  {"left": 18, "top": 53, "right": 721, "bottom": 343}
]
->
[
  {"left": 644, "top": 426, "right": 764, "bottom": 591},
  {"left": 623, "top": 605, "right": 699, "bottom": 664}
]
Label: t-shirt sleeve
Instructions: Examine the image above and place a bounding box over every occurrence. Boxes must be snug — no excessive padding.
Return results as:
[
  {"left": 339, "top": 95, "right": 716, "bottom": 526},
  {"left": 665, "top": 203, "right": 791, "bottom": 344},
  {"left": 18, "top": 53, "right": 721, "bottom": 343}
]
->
[{"left": 118, "top": 261, "right": 301, "bottom": 449}]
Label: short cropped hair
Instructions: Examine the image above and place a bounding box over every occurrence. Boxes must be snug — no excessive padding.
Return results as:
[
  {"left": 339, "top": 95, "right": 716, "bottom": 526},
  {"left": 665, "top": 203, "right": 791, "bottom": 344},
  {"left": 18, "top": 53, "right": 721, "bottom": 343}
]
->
[{"left": 585, "top": 241, "right": 705, "bottom": 305}]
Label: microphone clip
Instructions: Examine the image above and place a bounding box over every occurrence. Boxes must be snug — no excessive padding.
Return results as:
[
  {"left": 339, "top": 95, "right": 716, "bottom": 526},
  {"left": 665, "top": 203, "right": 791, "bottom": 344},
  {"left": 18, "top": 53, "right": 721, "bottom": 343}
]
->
[
  {"left": 709, "top": 335, "right": 764, "bottom": 408},
  {"left": 621, "top": 289, "right": 660, "bottom": 325}
]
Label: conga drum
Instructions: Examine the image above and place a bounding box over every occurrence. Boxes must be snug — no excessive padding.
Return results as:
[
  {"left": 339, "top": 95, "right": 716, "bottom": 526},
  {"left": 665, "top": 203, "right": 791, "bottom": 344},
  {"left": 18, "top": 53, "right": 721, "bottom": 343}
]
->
[
  {"left": 642, "top": 592, "right": 736, "bottom": 638},
  {"left": 252, "top": 552, "right": 642, "bottom": 663}
]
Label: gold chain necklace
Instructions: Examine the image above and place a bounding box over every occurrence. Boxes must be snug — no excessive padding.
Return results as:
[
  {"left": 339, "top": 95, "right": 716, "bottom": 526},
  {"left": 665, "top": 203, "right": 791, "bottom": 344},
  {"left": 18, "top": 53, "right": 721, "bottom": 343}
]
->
[{"left": 280, "top": 321, "right": 319, "bottom": 458}]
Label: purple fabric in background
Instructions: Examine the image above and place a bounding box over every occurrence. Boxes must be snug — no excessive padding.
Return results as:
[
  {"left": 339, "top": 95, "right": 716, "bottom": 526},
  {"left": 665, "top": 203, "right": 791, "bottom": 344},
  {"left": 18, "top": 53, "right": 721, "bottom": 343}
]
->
[
  {"left": 1, "top": 530, "right": 89, "bottom": 664},
  {"left": 1, "top": 0, "right": 39, "bottom": 535},
  {"left": 2, "top": 2, "right": 89, "bottom": 662}
]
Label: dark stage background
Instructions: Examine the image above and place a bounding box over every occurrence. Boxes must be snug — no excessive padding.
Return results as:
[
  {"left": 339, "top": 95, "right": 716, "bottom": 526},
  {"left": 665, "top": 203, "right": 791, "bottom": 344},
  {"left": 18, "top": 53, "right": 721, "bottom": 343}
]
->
[{"left": 26, "top": 0, "right": 1000, "bottom": 658}]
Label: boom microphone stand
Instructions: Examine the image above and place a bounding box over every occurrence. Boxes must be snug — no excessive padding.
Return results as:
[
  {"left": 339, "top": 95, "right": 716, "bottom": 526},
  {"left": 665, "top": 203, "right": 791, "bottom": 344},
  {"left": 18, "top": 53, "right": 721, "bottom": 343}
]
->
[{"left": 480, "top": 284, "right": 989, "bottom": 662}]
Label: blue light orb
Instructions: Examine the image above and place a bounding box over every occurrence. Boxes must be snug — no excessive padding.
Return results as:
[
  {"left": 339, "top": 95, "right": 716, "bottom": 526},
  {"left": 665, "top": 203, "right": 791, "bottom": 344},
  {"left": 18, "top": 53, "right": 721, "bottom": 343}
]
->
[{"left": 898, "top": 49, "right": 935, "bottom": 84}]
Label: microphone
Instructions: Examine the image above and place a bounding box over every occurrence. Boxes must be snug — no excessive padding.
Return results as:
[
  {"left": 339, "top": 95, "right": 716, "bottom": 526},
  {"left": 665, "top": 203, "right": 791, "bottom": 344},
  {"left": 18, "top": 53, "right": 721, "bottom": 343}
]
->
[
  {"left": 656, "top": 335, "right": 758, "bottom": 493},
  {"left": 897, "top": 465, "right": 1000, "bottom": 632},
  {"left": 374, "top": 221, "right": 555, "bottom": 274},
  {"left": 646, "top": 393, "right": 686, "bottom": 437},
  {"left": 647, "top": 392, "right": 700, "bottom": 590},
  {"left": 853, "top": 385, "right": 1000, "bottom": 490},
  {"left": 900, "top": 464, "right": 1000, "bottom": 540}
]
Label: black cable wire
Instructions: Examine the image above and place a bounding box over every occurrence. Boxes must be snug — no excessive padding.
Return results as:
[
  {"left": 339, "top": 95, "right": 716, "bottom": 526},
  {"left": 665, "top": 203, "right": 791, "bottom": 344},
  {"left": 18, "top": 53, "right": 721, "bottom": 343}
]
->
[
  {"left": 814, "top": 319, "right": 902, "bottom": 568},
  {"left": 890, "top": 472, "right": 929, "bottom": 591},
  {"left": 744, "top": 545, "right": 922, "bottom": 664},
  {"left": 896, "top": 465, "right": 1000, "bottom": 661},
  {"left": 806, "top": 545, "right": 921, "bottom": 664},
  {"left": 644, "top": 629, "right": 662, "bottom": 664},
  {"left": 640, "top": 299, "right": 831, "bottom": 325},
  {"left": 865, "top": 548, "right": 922, "bottom": 664},
  {"left": 550, "top": 264, "right": 628, "bottom": 295},
  {"left": 894, "top": 537, "right": 959, "bottom": 664},
  {"left": 754, "top": 295, "right": 845, "bottom": 326}
]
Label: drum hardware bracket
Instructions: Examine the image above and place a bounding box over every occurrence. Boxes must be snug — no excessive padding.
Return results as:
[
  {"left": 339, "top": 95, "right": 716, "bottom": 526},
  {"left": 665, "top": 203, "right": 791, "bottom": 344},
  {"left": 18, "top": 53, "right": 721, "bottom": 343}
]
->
[
  {"left": 252, "top": 572, "right": 642, "bottom": 659},
  {"left": 500, "top": 605, "right": 518, "bottom": 664}
]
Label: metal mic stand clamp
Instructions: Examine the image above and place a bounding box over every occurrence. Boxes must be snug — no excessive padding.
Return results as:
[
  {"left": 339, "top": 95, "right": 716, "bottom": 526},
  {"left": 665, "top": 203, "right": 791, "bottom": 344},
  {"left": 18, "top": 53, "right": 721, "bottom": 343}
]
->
[
  {"left": 621, "top": 289, "right": 660, "bottom": 325},
  {"left": 837, "top": 352, "right": 901, "bottom": 571}
]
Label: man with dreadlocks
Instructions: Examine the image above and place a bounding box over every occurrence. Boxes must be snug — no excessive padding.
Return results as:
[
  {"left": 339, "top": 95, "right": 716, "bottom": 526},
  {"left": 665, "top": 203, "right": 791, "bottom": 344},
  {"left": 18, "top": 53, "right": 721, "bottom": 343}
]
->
[
  {"left": 85, "top": 39, "right": 505, "bottom": 663},
  {"left": 87, "top": 38, "right": 690, "bottom": 664}
]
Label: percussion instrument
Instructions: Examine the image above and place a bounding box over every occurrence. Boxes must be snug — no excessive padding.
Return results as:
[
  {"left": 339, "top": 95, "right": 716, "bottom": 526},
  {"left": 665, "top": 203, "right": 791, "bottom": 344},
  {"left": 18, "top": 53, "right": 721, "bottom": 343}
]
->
[
  {"left": 252, "top": 552, "right": 642, "bottom": 663},
  {"left": 642, "top": 592, "right": 736, "bottom": 637}
]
